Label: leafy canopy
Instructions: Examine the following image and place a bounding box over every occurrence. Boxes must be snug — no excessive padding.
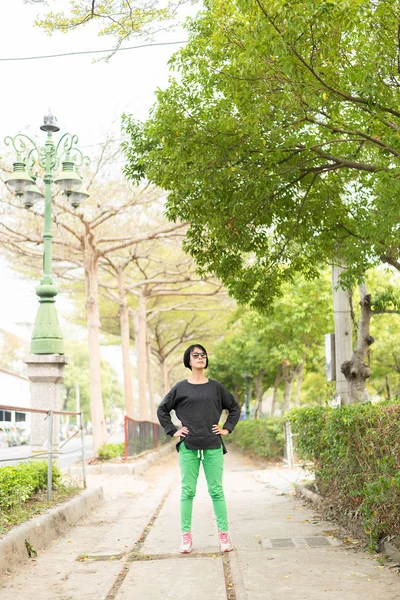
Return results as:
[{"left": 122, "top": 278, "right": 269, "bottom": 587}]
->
[{"left": 123, "top": 0, "right": 400, "bottom": 309}]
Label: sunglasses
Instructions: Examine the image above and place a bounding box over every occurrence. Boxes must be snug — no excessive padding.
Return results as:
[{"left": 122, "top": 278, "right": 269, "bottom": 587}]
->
[{"left": 191, "top": 352, "right": 207, "bottom": 359}]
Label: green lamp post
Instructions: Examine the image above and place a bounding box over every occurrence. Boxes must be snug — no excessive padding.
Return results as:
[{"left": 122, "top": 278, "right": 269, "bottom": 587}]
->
[{"left": 4, "top": 112, "right": 89, "bottom": 355}]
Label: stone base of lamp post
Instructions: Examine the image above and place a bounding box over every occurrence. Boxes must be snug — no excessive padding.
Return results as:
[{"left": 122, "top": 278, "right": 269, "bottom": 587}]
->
[{"left": 24, "top": 354, "right": 69, "bottom": 458}]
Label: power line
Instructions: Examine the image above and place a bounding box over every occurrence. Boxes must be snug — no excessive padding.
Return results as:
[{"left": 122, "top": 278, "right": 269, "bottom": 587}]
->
[{"left": 0, "top": 39, "right": 187, "bottom": 62}]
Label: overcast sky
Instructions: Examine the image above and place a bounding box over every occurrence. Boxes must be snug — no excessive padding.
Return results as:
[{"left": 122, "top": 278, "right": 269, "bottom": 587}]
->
[
  {"left": 0, "top": 0, "right": 195, "bottom": 147},
  {"left": 0, "top": 0, "right": 198, "bottom": 336}
]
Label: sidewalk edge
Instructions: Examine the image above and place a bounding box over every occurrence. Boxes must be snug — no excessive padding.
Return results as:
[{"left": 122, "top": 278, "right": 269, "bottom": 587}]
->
[
  {"left": 0, "top": 486, "right": 104, "bottom": 578},
  {"left": 229, "top": 550, "right": 248, "bottom": 600},
  {"left": 296, "top": 483, "right": 400, "bottom": 564},
  {"left": 65, "top": 441, "right": 175, "bottom": 477},
  {"left": 295, "top": 483, "right": 322, "bottom": 505}
]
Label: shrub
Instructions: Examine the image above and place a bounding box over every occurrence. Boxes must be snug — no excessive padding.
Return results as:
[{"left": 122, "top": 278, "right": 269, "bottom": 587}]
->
[
  {"left": 289, "top": 402, "right": 400, "bottom": 549},
  {"left": 231, "top": 418, "right": 284, "bottom": 459},
  {"left": 0, "top": 461, "right": 62, "bottom": 511},
  {"left": 97, "top": 443, "right": 125, "bottom": 460}
]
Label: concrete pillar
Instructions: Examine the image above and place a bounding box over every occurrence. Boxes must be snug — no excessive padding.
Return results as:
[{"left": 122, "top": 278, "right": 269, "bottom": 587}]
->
[
  {"left": 331, "top": 266, "right": 353, "bottom": 405},
  {"left": 23, "top": 354, "right": 69, "bottom": 455}
]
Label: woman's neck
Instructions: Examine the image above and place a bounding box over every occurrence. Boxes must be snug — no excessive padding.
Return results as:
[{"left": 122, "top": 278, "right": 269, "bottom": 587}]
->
[{"left": 187, "top": 368, "right": 208, "bottom": 384}]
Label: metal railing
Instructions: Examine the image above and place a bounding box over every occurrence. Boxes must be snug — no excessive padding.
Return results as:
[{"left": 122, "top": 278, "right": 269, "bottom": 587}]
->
[
  {"left": 124, "top": 416, "right": 169, "bottom": 460},
  {"left": 0, "top": 403, "right": 87, "bottom": 500}
]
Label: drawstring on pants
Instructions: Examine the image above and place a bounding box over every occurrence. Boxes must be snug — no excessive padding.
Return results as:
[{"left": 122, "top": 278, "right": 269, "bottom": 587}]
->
[{"left": 197, "top": 449, "right": 204, "bottom": 461}]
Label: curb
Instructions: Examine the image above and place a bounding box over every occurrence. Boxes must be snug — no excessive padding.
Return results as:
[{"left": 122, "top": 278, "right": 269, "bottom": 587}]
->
[
  {"left": 229, "top": 549, "right": 248, "bottom": 600},
  {"left": 0, "top": 486, "right": 104, "bottom": 578},
  {"left": 380, "top": 538, "right": 400, "bottom": 563},
  {"left": 296, "top": 483, "right": 400, "bottom": 564},
  {"left": 295, "top": 483, "right": 322, "bottom": 505},
  {"left": 66, "top": 441, "right": 175, "bottom": 477}
]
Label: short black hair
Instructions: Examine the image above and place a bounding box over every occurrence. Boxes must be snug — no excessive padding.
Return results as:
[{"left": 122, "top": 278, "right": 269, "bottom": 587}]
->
[{"left": 183, "top": 344, "right": 208, "bottom": 370}]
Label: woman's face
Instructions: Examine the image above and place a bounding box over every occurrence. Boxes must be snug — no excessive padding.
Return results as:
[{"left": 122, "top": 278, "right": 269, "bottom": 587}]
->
[{"left": 189, "top": 346, "right": 207, "bottom": 370}]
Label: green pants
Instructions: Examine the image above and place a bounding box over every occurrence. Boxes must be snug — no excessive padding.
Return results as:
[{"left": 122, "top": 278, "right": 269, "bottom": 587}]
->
[{"left": 179, "top": 443, "right": 228, "bottom": 533}]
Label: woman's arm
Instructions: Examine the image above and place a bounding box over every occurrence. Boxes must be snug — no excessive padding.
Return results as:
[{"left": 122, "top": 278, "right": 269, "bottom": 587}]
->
[{"left": 219, "top": 383, "right": 241, "bottom": 433}]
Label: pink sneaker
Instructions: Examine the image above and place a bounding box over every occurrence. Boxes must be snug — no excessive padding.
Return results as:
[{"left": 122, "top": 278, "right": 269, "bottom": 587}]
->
[
  {"left": 179, "top": 532, "right": 193, "bottom": 554},
  {"left": 218, "top": 531, "right": 233, "bottom": 552}
]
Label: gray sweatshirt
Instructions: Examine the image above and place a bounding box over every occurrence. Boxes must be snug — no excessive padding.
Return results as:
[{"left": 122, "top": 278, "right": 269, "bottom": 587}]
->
[{"left": 157, "top": 379, "right": 241, "bottom": 452}]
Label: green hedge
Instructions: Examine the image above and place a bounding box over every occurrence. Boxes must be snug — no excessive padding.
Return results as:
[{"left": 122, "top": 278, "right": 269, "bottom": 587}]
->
[
  {"left": 289, "top": 402, "right": 400, "bottom": 549},
  {"left": 231, "top": 418, "right": 284, "bottom": 459},
  {"left": 0, "top": 461, "right": 62, "bottom": 512}
]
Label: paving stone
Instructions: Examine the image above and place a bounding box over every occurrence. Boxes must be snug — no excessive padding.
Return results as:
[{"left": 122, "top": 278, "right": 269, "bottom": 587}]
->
[{"left": 115, "top": 557, "right": 226, "bottom": 600}]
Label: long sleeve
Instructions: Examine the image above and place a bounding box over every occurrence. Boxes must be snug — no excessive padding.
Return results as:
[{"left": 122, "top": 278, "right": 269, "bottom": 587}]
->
[
  {"left": 157, "top": 384, "right": 178, "bottom": 436},
  {"left": 219, "top": 383, "right": 241, "bottom": 433}
]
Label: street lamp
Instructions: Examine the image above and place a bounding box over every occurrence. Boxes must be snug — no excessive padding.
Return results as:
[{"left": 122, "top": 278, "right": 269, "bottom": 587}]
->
[
  {"left": 241, "top": 371, "right": 251, "bottom": 419},
  {"left": 4, "top": 111, "right": 89, "bottom": 355}
]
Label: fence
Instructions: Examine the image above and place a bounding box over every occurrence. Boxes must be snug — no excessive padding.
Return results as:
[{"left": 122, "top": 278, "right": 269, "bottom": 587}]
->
[
  {"left": 0, "top": 403, "right": 87, "bottom": 500},
  {"left": 124, "top": 416, "right": 169, "bottom": 460}
]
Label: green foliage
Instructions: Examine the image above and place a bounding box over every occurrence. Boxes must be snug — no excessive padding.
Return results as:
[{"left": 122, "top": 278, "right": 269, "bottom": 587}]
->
[
  {"left": 289, "top": 402, "right": 400, "bottom": 549},
  {"left": 123, "top": 0, "right": 400, "bottom": 309},
  {"left": 0, "top": 461, "right": 62, "bottom": 512},
  {"left": 372, "top": 286, "right": 400, "bottom": 314},
  {"left": 208, "top": 272, "right": 333, "bottom": 409},
  {"left": 97, "top": 442, "right": 125, "bottom": 460},
  {"left": 231, "top": 418, "right": 284, "bottom": 459}
]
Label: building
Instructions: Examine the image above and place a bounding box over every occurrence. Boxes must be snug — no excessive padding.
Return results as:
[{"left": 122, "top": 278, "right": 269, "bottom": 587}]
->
[{"left": 0, "top": 367, "right": 31, "bottom": 427}]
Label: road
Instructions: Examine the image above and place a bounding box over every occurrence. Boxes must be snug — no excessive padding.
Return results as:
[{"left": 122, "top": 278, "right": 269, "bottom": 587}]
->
[{"left": 0, "top": 435, "right": 94, "bottom": 469}]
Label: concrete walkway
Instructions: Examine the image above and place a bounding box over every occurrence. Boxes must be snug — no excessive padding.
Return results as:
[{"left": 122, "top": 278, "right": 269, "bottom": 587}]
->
[{"left": 1, "top": 447, "right": 399, "bottom": 599}]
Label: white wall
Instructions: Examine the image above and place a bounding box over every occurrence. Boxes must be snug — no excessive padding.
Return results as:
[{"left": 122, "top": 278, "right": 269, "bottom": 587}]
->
[{"left": 0, "top": 368, "right": 30, "bottom": 411}]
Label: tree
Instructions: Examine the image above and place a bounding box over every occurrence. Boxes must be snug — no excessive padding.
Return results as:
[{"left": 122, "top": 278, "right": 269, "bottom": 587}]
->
[
  {"left": 97, "top": 245, "right": 233, "bottom": 414},
  {"left": 369, "top": 316, "right": 400, "bottom": 400},
  {"left": 351, "top": 269, "right": 400, "bottom": 400},
  {"left": 209, "top": 272, "right": 334, "bottom": 415},
  {"left": 122, "top": 0, "right": 400, "bottom": 311},
  {"left": 0, "top": 329, "right": 28, "bottom": 376},
  {"left": 30, "top": 0, "right": 191, "bottom": 57},
  {"left": 63, "top": 342, "right": 124, "bottom": 422},
  {"left": 0, "top": 144, "right": 186, "bottom": 451}
]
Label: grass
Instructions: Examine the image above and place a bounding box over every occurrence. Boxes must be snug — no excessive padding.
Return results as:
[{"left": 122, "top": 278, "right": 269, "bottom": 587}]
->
[{"left": 0, "top": 483, "right": 81, "bottom": 536}]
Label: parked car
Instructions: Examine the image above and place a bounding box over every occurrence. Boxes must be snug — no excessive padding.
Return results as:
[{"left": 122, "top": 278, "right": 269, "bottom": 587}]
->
[
  {"left": 0, "top": 428, "right": 8, "bottom": 449},
  {"left": 16, "top": 424, "right": 30, "bottom": 445},
  {"left": 0, "top": 425, "right": 22, "bottom": 447}
]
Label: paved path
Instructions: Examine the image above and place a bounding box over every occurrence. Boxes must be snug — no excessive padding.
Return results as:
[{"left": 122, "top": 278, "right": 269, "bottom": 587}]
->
[{"left": 1, "top": 447, "right": 399, "bottom": 599}]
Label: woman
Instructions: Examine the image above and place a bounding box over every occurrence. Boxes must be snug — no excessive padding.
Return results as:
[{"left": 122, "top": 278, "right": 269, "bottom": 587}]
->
[{"left": 157, "top": 343, "right": 241, "bottom": 554}]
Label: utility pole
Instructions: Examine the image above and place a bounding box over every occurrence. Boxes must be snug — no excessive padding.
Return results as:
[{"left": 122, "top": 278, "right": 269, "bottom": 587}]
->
[{"left": 331, "top": 265, "right": 353, "bottom": 406}]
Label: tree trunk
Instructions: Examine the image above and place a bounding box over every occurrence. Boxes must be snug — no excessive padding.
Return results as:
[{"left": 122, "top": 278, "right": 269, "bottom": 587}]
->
[
  {"left": 146, "top": 334, "right": 155, "bottom": 420},
  {"left": 270, "top": 372, "right": 282, "bottom": 417},
  {"left": 136, "top": 289, "right": 149, "bottom": 420},
  {"left": 386, "top": 375, "right": 391, "bottom": 400},
  {"left": 248, "top": 380, "right": 253, "bottom": 414},
  {"left": 233, "top": 383, "right": 242, "bottom": 410},
  {"left": 160, "top": 358, "right": 170, "bottom": 397},
  {"left": 294, "top": 356, "right": 306, "bottom": 408},
  {"left": 254, "top": 370, "right": 265, "bottom": 418},
  {"left": 117, "top": 269, "right": 135, "bottom": 418},
  {"left": 283, "top": 378, "right": 293, "bottom": 414},
  {"left": 282, "top": 360, "right": 297, "bottom": 414},
  {"left": 341, "top": 284, "right": 374, "bottom": 403},
  {"left": 84, "top": 247, "right": 106, "bottom": 452}
]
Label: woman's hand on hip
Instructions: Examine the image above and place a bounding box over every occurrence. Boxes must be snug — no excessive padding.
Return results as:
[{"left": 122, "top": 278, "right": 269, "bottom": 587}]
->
[
  {"left": 212, "top": 425, "right": 229, "bottom": 436},
  {"left": 173, "top": 427, "right": 189, "bottom": 438}
]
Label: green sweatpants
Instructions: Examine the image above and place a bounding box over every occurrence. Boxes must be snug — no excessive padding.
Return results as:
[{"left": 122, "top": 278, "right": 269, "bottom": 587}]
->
[{"left": 179, "top": 443, "right": 228, "bottom": 533}]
